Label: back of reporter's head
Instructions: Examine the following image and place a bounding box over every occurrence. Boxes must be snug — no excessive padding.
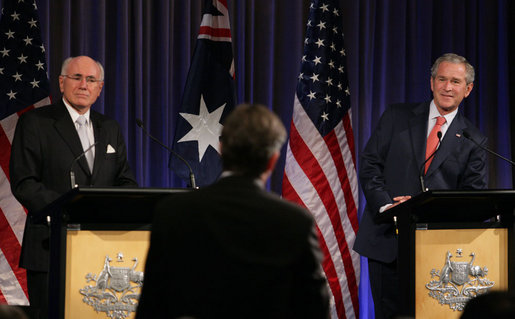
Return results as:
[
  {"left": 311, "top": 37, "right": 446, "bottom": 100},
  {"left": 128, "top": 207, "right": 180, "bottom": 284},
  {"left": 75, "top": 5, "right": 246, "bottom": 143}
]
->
[
  {"left": 460, "top": 290, "right": 515, "bottom": 319},
  {"left": 221, "top": 103, "right": 286, "bottom": 178}
]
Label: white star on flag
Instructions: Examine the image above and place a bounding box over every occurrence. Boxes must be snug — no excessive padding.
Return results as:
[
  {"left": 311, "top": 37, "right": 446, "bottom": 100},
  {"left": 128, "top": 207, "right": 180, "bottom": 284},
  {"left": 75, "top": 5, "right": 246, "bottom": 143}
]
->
[
  {"left": 7, "top": 90, "right": 17, "bottom": 100},
  {"left": 178, "top": 94, "right": 225, "bottom": 162}
]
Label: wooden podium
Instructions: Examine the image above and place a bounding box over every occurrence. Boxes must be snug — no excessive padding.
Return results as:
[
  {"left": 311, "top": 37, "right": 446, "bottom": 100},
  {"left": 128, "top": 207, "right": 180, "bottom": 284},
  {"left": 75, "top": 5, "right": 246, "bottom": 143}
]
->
[
  {"left": 379, "top": 190, "right": 515, "bottom": 318},
  {"left": 42, "top": 187, "right": 189, "bottom": 319}
]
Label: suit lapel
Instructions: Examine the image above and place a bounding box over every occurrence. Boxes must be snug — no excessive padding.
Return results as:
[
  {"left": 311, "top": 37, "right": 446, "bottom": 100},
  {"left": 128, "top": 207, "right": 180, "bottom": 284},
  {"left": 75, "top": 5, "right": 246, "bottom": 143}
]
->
[
  {"left": 408, "top": 102, "right": 430, "bottom": 171},
  {"left": 53, "top": 102, "right": 91, "bottom": 175},
  {"left": 425, "top": 112, "right": 467, "bottom": 177}
]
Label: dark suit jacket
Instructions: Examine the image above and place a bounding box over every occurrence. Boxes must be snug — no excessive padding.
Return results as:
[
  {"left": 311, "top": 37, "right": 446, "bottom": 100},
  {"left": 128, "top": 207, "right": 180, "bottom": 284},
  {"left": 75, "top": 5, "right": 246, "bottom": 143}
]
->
[
  {"left": 136, "top": 175, "right": 329, "bottom": 319},
  {"left": 353, "top": 102, "right": 488, "bottom": 263},
  {"left": 10, "top": 101, "right": 137, "bottom": 271}
]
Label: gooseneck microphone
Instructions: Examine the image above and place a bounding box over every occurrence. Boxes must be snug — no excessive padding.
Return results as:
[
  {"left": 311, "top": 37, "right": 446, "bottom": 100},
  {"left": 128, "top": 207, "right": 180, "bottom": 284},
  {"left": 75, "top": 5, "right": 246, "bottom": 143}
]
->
[
  {"left": 136, "top": 119, "right": 197, "bottom": 188},
  {"left": 419, "top": 131, "right": 442, "bottom": 192},
  {"left": 457, "top": 130, "right": 515, "bottom": 166},
  {"left": 69, "top": 142, "right": 98, "bottom": 189}
]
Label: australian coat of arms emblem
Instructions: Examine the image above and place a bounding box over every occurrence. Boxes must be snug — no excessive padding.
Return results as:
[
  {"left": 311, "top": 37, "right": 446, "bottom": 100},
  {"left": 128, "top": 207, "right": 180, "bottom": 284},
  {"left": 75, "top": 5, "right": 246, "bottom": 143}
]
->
[
  {"left": 79, "top": 253, "right": 144, "bottom": 318},
  {"left": 425, "top": 249, "right": 494, "bottom": 311}
]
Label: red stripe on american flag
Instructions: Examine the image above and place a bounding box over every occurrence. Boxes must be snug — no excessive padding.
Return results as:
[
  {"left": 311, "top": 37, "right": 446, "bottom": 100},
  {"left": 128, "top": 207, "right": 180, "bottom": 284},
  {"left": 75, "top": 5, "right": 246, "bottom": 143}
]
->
[
  {"left": 282, "top": 175, "right": 347, "bottom": 318},
  {"left": 198, "top": 26, "right": 231, "bottom": 38},
  {"left": 0, "top": 125, "right": 12, "bottom": 181},
  {"left": 0, "top": 288, "right": 5, "bottom": 303},
  {"left": 218, "top": 0, "right": 228, "bottom": 9},
  {"left": 0, "top": 105, "right": 34, "bottom": 182},
  {"left": 0, "top": 210, "right": 27, "bottom": 299},
  {"left": 317, "top": 224, "right": 347, "bottom": 319},
  {"left": 288, "top": 123, "right": 346, "bottom": 248},
  {"left": 323, "top": 130, "right": 358, "bottom": 233},
  {"left": 18, "top": 105, "right": 34, "bottom": 116},
  {"left": 342, "top": 112, "right": 356, "bottom": 168},
  {"left": 288, "top": 122, "right": 359, "bottom": 313},
  {"left": 322, "top": 130, "right": 359, "bottom": 311}
]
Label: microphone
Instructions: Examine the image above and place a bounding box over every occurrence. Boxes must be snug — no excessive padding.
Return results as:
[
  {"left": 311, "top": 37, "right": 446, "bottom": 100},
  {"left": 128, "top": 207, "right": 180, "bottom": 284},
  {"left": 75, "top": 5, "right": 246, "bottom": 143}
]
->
[
  {"left": 136, "top": 119, "right": 197, "bottom": 188},
  {"left": 419, "top": 131, "right": 442, "bottom": 192},
  {"left": 69, "top": 142, "right": 98, "bottom": 189},
  {"left": 457, "top": 130, "right": 515, "bottom": 166}
]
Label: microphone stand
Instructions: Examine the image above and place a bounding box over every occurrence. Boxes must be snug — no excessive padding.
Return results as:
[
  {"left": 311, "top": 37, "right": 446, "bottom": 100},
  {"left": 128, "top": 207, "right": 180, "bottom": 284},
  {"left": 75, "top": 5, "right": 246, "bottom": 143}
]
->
[
  {"left": 460, "top": 131, "right": 515, "bottom": 166},
  {"left": 136, "top": 119, "right": 197, "bottom": 188},
  {"left": 69, "top": 142, "right": 98, "bottom": 189},
  {"left": 419, "top": 131, "right": 442, "bottom": 192}
]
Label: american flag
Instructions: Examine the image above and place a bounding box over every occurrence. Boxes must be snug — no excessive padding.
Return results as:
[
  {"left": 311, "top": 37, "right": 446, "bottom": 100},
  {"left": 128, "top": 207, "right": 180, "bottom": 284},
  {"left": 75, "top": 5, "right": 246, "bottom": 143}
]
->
[
  {"left": 170, "top": 0, "right": 236, "bottom": 187},
  {"left": 282, "top": 0, "right": 360, "bottom": 318},
  {"left": 0, "top": 0, "right": 51, "bottom": 305}
]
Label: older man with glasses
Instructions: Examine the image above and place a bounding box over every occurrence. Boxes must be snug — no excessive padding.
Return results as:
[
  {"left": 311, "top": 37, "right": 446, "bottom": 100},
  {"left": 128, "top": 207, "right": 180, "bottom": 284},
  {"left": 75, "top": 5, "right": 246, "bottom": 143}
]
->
[{"left": 9, "top": 55, "right": 138, "bottom": 319}]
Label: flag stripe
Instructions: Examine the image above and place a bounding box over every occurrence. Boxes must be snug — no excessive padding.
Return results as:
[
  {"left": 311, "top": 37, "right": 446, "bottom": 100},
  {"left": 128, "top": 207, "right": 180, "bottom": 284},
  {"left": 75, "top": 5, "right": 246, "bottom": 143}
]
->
[
  {"left": 0, "top": 125, "right": 13, "bottom": 181},
  {"left": 0, "top": 248, "right": 28, "bottom": 305},
  {"left": 0, "top": 287, "right": 5, "bottom": 304},
  {"left": 282, "top": 175, "right": 346, "bottom": 319},
  {"left": 198, "top": 26, "right": 231, "bottom": 39},
  {"left": 337, "top": 112, "right": 359, "bottom": 209},
  {"left": 324, "top": 128, "right": 358, "bottom": 233},
  {"left": 283, "top": 151, "right": 356, "bottom": 318},
  {"left": 291, "top": 99, "right": 359, "bottom": 282},
  {"left": 286, "top": 116, "right": 359, "bottom": 316},
  {"left": 342, "top": 111, "right": 357, "bottom": 169},
  {"left": 0, "top": 168, "right": 26, "bottom": 244},
  {"left": 0, "top": 211, "right": 27, "bottom": 302}
]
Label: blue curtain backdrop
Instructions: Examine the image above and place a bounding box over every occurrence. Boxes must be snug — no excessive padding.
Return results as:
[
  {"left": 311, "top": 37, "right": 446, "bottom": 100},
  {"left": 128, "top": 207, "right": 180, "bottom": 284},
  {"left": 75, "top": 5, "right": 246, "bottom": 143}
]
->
[{"left": 1, "top": 0, "right": 512, "bottom": 317}]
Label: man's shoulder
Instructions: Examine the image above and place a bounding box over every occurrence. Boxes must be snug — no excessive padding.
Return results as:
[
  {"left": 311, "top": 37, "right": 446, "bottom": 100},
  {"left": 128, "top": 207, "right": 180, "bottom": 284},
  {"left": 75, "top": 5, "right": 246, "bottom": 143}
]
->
[
  {"left": 156, "top": 182, "right": 311, "bottom": 221},
  {"left": 458, "top": 114, "right": 486, "bottom": 140},
  {"left": 388, "top": 101, "right": 429, "bottom": 113},
  {"left": 19, "top": 102, "right": 63, "bottom": 122},
  {"left": 90, "top": 109, "right": 120, "bottom": 128}
]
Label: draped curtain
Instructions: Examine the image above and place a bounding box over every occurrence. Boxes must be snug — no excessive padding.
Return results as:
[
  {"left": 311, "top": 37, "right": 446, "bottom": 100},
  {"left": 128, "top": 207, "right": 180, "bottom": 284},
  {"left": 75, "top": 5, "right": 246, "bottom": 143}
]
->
[
  {"left": 2, "top": 0, "right": 511, "bottom": 317},
  {"left": 12, "top": 0, "right": 510, "bottom": 191}
]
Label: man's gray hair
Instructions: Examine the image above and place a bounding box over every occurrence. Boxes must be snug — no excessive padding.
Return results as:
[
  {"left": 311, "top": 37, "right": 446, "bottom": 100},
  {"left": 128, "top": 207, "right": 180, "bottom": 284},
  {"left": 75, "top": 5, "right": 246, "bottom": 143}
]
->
[
  {"left": 60, "top": 56, "right": 105, "bottom": 81},
  {"left": 431, "top": 53, "right": 475, "bottom": 84}
]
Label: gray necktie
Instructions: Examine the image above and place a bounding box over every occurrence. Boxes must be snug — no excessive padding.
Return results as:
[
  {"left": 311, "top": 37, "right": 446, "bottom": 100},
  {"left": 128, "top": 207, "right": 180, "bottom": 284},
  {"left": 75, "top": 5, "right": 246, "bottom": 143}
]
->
[{"left": 76, "top": 115, "right": 94, "bottom": 172}]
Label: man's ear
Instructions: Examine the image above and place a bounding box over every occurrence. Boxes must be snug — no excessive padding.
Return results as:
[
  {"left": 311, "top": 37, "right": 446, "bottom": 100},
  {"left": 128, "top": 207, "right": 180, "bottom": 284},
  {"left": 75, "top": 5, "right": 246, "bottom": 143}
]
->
[{"left": 59, "top": 75, "right": 65, "bottom": 93}]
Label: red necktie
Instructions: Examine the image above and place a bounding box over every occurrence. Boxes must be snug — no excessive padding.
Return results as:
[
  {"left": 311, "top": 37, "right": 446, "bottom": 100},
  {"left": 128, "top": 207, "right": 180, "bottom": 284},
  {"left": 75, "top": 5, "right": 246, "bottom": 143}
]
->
[{"left": 425, "top": 116, "right": 446, "bottom": 173}]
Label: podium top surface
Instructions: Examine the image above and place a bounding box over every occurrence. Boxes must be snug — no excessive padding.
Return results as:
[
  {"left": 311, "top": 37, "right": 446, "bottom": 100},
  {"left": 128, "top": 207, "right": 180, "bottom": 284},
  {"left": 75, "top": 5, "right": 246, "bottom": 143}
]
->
[
  {"left": 44, "top": 187, "right": 191, "bottom": 224},
  {"left": 379, "top": 189, "right": 515, "bottom": 223}
]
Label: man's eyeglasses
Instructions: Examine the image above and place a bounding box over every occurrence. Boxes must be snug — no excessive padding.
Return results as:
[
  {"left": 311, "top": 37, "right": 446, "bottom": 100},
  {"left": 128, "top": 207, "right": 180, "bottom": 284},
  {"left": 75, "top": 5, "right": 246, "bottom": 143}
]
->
[{"left": 61, "top": 74, "right": 103, "bottom": 85}]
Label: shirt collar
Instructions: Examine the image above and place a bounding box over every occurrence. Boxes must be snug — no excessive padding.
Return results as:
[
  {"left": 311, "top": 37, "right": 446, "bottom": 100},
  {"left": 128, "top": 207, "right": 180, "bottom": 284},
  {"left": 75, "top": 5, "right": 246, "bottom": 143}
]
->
[
  {"left": 220, "top": 171, "right": 265, "bottom": 189},
  {"left": 429, "top": 100, "right": 458, "bottom": 125},
  {"left": 63, "top": 98, "right": 91, "bottom": 124}
]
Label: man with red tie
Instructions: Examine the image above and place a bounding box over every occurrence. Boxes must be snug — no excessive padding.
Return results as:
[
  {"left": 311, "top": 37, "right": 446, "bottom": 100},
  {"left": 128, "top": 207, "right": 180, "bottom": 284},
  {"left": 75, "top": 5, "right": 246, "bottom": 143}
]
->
[{"left": 353, "top": 53, "right": 488, "bottom": 319}]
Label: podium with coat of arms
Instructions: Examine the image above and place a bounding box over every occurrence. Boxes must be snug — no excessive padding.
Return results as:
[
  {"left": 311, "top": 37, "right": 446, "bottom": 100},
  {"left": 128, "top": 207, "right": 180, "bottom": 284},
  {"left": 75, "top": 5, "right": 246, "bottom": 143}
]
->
[
  {"left": 379, "top": 190, "right": 515, "bottom": 319},
  {"left": 41, "top": 187, "right": 189, "bottom": 319}
]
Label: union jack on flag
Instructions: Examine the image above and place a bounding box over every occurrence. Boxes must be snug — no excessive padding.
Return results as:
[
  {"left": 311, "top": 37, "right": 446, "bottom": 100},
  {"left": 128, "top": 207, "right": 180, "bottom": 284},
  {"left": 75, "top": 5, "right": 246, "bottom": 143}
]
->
[
  {"left": 0, "top": 0, "right": 51, "bottom": 305},
  {"left": 282, "top": 0, "right": 360, "bottom": 318},
  {"left": 171, "top": 0, "right": 236, "bottom": 187}
]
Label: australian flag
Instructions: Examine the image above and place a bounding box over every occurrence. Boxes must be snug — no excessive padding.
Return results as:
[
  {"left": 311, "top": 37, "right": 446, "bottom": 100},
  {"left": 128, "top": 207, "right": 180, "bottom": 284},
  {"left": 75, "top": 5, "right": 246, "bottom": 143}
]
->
[{"left": 171, "top": 0, "right": 236, "bottom": 187}]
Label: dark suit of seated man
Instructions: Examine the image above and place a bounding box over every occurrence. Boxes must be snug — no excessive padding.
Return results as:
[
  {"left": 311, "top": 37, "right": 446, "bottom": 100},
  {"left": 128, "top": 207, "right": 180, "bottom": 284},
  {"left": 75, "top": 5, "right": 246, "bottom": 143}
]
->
[{"left": 136, "top": 104, "right": 330, "bottom": 319}]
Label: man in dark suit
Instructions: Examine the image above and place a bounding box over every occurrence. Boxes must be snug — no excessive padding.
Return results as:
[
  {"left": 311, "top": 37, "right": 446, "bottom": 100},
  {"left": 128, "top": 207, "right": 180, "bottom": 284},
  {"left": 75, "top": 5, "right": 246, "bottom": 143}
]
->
[
  {"left": 10, "top": 56, "right": 137, "bottom": 319},
  {"left": 353, "top": 53, "right": 488, "bottom": 319},
  {"left": 137, "top": 104, "right": 329, "bottom": 319}
]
